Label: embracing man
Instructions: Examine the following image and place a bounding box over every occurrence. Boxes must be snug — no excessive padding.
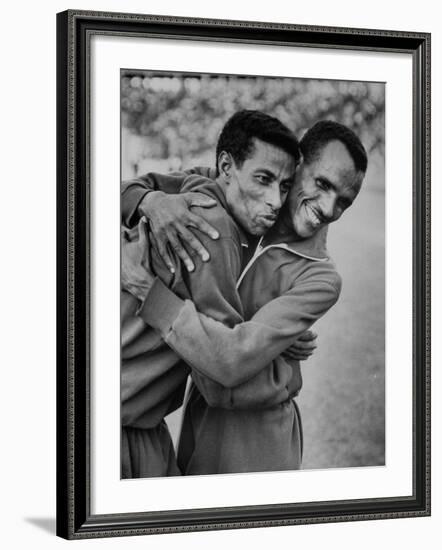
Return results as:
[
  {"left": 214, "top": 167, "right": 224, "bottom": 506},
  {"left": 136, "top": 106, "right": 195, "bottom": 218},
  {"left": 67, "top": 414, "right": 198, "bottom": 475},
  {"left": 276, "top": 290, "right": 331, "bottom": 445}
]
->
[
  {"left": 121, "top": 110, "right": 367, "bottom": 478},
  {"left": 121, "top": 110, "right": 304, "bottom": 478}
]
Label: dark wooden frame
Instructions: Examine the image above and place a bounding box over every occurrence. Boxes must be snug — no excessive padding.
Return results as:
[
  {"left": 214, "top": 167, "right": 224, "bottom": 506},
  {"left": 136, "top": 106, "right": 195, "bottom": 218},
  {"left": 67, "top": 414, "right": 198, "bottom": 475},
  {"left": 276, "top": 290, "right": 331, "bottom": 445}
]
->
[{"left": 56, "top": 9, "right": 431, "bottom": 539}]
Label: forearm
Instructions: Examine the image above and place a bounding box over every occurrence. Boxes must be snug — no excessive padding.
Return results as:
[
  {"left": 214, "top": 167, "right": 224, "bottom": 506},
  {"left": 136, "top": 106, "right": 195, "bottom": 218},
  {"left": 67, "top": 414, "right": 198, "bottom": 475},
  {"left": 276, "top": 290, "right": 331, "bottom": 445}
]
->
[
  {"left": 121, "top": 169, "right": 203, "bottom": 227},
  {"left": 139, "top": 276, "right": 339, "bottom": 388}
]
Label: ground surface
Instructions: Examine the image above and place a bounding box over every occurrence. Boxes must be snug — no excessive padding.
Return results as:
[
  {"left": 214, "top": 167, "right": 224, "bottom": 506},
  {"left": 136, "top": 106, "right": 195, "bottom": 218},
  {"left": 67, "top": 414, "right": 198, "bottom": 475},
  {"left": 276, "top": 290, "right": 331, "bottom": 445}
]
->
[{"left": 298, "top": 170, "right": 385, "bottom": 469}]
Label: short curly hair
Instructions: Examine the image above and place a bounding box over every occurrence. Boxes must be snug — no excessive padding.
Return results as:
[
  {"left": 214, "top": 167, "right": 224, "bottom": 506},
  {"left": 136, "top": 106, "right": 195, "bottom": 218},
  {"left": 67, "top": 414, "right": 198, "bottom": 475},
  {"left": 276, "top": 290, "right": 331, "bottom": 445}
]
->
[
  {"left": 300, "top": 120, "right": 368, "bottom": 173},
  {"left": 215, "top": 110, "right": 301, "bottom": 175}
]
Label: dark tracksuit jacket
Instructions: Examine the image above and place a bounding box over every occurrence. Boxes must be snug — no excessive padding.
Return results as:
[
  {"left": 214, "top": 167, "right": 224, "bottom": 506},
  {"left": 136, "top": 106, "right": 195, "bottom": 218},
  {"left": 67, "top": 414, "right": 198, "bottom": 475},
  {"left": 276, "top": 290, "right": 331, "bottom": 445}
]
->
[
  {"left": 122, "top": 176, "right": 301, "bottom": 478},
  {"left": 122, "top": 168, "right": 342, "bottom": 475}
]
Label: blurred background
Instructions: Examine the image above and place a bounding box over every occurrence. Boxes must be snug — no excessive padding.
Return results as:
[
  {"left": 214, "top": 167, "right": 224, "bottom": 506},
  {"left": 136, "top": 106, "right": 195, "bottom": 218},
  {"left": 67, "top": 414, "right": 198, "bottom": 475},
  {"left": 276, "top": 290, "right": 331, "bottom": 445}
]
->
[{"left": 121, "top": 71, "right": 385, "bottom": 469}]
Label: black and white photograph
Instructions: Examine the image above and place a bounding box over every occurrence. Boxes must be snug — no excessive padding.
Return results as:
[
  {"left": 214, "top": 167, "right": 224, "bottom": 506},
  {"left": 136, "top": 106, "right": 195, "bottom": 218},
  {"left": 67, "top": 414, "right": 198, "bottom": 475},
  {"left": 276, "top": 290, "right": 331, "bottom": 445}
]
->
[
  {"left": 53, "top": 8, "right": 431, "bottom": 541},
  {"left": 120, "top": 70, "right": 385, "bottom": 479}
]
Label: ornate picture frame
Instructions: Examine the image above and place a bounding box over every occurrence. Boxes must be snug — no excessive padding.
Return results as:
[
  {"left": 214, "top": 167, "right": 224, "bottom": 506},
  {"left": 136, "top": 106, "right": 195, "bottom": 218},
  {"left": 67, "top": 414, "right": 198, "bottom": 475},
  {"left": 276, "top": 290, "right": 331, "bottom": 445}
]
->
[{"left": 56, "top": 10, "right": 430, "bottom": 539}]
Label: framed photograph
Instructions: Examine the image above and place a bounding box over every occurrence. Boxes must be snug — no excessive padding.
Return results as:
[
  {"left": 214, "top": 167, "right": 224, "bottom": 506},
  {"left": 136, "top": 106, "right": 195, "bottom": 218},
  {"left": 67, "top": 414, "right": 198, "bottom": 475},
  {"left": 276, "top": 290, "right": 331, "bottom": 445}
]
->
[{"left": 56, "top": 10, "right": 430, "bottom": 539}]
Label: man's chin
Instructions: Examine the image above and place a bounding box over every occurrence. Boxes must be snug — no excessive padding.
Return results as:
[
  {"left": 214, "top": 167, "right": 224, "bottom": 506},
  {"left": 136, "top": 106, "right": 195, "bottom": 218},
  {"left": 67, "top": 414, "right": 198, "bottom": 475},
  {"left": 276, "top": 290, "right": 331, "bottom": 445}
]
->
[
  {"left": 249, "top": 227, "right": 268, "bottom": 236},
  {"left": 252, "top": 222, "right": 276, "bottom": 235},
  {"left": 294, "top": 221, "right": 318, "bottom": 239}
]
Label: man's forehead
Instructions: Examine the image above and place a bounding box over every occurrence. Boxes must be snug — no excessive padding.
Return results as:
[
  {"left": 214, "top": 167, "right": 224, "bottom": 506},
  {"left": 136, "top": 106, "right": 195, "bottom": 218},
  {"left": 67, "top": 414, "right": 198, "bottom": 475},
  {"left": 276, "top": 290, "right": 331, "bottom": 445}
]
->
[
  {"left": 316, "top": 140, "right": 354, "bottom": 167},
  {"left": 306, "top": 142, "right": 362, "bottom": 196},
  {"left": 313, "top": 141, "right": 358, "bottom": 177},
  {"left": 245, "top": 139, "right": 297, "bottom": 169}
]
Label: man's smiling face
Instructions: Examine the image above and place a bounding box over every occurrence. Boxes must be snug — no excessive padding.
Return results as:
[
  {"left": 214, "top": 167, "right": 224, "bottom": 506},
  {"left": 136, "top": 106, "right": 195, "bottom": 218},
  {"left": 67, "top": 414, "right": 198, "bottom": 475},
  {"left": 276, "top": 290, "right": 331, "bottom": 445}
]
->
[{"left": 287, "top": 140, "right": 364, "bottom": 238}]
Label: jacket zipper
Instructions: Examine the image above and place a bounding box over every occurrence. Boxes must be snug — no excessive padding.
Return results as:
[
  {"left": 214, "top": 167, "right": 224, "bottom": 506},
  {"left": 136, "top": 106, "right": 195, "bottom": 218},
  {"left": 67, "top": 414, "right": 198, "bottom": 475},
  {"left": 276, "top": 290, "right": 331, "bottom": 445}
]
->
[{"left": 236, "top": 238, "right": 328, "bottom": 290}]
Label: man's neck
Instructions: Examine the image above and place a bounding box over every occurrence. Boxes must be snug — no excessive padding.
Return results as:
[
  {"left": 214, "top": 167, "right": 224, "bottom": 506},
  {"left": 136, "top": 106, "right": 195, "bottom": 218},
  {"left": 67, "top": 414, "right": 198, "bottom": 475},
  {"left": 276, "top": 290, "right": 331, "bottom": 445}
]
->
[
  {"left": 214, "top": 175, "right": 228, "bottom": 198},
  {"left": 263, "top": 206, "right": 300, "bottom": 246}
]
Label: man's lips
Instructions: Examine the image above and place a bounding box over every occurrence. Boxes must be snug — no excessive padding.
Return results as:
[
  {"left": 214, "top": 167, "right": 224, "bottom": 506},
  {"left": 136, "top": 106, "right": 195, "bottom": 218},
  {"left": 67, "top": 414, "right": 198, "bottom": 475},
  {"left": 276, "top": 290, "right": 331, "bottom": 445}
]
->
[
  {"left": 304, "top": 203, "right": 324, "bottom": 227},
  {"left": 259, "top": 214, "right": 278, "bottom": 228}
]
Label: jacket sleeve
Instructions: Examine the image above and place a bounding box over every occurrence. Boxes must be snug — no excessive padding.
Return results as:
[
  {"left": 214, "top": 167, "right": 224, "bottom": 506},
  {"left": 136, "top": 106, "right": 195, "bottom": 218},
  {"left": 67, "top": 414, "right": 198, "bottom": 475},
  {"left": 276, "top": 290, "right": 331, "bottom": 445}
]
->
[
  {"left": 121, "top": 170, "right": 197, "bottom": 227},
  {"left": 190, "top": 355, "right": 303, "bottom": 409},
  {"left": 120, "top": 286, "right": 189, "bottom": 427},
  {"left": 139, "top": 268, "right": 341, "bottom": 388}
]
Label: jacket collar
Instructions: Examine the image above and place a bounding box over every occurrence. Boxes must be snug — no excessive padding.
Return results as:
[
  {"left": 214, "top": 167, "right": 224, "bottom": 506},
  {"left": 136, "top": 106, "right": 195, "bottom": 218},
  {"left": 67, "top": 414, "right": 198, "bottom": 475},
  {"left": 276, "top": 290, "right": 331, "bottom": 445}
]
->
[{"left": 263, "top": 224, "right": 330, "bottom": 261}]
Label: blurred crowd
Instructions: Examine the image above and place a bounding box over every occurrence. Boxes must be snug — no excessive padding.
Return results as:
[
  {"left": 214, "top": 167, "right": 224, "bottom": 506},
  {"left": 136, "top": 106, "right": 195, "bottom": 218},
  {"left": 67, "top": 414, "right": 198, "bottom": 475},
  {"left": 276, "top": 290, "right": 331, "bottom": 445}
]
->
[{"left": 121, "top": 71, "right": 384, "bottom": 179}]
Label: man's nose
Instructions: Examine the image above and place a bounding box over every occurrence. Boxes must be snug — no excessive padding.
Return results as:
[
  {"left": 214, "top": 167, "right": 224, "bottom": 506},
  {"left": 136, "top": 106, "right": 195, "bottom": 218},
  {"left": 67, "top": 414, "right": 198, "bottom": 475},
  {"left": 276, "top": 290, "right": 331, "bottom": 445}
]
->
[
  {"left": 320, "top": 194, "right": 336, "bottom": 220},
  {"left": 266, "top": 184, "right": 283, "bottom": 211}
]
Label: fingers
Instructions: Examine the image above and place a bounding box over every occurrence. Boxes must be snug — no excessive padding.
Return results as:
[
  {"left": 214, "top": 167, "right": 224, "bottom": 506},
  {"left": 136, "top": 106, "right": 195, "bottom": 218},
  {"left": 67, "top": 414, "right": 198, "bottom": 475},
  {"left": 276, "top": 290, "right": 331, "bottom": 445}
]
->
[
  {"left": 297, "top": 354, "right": 313, "bottom": 362},
  {"left": 137, "top": 191, "right": 220, "bottom": 271},
  {"left": 296, "top": 330, "right": 318, "bottom": 342},
  {"left": 151, "top": 232, "right": 175, "bottom": 274},
  {"left": 187, "top": 192, "right": 217, "bottom": 209},
  {"left": 287, "top": 345, "right": 315, "bottom": 357},
  {"left": 283, "top": 331, "right": 318, "bottom": 362},
  {"left": 291, "top": 339, "right": 317, "bottom": 351},
  {"left": 178, "top": 225, "right": 210, "bottom": 263},
  {"left": 284, "top": 349, "right": 314, "bottom": 362},
  {"left": 187, "top": 213, "right": 219, "bottom": 240},
  {"left": 150, "top": 218, "right": 213, "bottom": 273},
  {"left": 166, "top": 230, "right": 195, "bottom": 273}
]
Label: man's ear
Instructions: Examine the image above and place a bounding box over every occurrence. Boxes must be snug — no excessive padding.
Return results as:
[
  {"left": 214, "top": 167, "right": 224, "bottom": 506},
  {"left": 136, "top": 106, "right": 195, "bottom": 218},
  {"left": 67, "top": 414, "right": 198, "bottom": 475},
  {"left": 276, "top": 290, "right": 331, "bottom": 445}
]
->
[{"left": 217, "top": 151, "right": 233, "bottom": 181}]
